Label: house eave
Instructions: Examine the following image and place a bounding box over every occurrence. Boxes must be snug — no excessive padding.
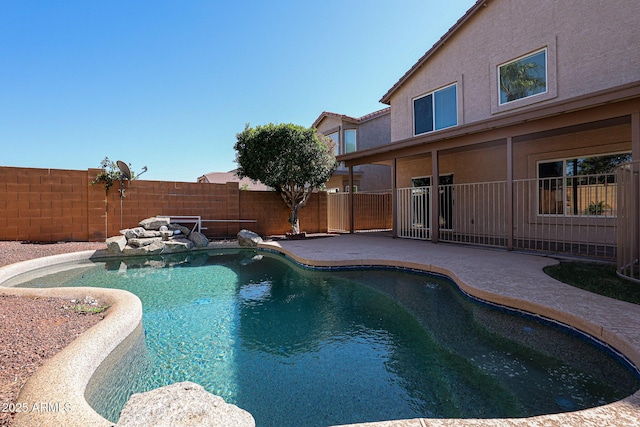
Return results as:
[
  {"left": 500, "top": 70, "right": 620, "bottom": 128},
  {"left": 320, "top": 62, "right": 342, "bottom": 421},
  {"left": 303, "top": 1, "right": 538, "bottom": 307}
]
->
[{"left": 343, "top": 81, "right": 640, "bottom": 164}]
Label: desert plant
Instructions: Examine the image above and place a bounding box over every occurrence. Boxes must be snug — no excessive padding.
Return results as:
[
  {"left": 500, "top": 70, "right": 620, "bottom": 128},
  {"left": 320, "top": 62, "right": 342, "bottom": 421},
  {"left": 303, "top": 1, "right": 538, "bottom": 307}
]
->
[
  {"left": 91, "top": 157, "right": 136, "bottom": 192},
  {"left": 585, "top": 200, "right": 610, "bottom": 216}
]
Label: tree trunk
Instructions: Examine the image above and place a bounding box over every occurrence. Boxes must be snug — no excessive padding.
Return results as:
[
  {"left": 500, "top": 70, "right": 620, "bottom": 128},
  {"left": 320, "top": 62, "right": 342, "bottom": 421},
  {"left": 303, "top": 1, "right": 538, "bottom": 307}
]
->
[{"left": 290, "top": 206, "right": 300, "bottom": 234}]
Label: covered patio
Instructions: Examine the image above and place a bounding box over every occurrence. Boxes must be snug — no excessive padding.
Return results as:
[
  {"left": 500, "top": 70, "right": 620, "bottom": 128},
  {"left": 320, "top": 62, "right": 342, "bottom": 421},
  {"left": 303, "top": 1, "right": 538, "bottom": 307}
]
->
[{"left": 334, "top": 84, "right": 640, "bottom": 278}]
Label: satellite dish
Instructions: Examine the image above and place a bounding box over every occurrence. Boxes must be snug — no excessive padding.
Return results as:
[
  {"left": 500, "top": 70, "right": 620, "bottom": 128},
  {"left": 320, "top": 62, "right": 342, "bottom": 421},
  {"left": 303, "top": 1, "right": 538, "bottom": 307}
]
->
[{"left": 116, "top": 160, "right": 132, "bottom": 180}]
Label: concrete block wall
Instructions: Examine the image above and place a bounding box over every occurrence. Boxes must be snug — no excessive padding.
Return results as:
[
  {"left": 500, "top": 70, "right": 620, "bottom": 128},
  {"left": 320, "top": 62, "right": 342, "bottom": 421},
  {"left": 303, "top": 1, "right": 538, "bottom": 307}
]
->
[
  {"left": 240, "top": 190, "right": 328, "bottom": 236},
  {"left": 0, "top": 167, "right": 328, "bottom": 242},
  {"left": 0, "top": 167, "right": 91, "bottom": 242}
]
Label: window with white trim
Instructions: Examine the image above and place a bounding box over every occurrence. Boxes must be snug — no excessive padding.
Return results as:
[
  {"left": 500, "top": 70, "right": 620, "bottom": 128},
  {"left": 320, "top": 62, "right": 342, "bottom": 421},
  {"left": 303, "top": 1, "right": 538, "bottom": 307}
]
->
[
  {"left": 499, "top": 49, "right": 547, "bottom": 105},
  {"left": 413, "top": 83, "right": 457, "bottom": 136},
  {"left": 537, "top": 153, "right": 631, "bottom": 216},
  {"left": 344, "top": 129, "right": 357, "bottom": 153}
]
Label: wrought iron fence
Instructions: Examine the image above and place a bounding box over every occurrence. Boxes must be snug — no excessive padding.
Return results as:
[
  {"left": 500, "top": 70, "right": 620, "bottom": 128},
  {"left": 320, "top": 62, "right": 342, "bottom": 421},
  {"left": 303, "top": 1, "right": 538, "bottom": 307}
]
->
[
  {"left": 439, "top": 181, "right": 507, "bottom": 247},
  {"left": 396, "top": 173, "right": 620, "bottom": 259},
  {"left": 327, "top": 191, "right": 392, "bottom": 233},
  {"left": 396, "top": 186, "right": 431, "bottom": 240},
  {"left": 616, "top": 161, "right": 640, "bottom": 282},
  {"left": 513, "top": 175, "right": 618, "bottom": 258}
]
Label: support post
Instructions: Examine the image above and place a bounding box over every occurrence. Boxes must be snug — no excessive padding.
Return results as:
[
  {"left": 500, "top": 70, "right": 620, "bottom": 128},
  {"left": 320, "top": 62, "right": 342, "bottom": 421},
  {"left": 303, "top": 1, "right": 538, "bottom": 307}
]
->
[
  {"left": 506, "top": 137, "right": 514, "bottom": 250},
  {"left": 391, "top": 158, "right": 398, "bottom": 238},
  {"left": 632, "top": 113, "right": 640, "bottom": 276},
  {"left": 431, "top": 150, "right": 439, "bottom": 243},
  {"left": 349, "top": 165, "right": 354, "bottom": 234},
  {"left": 633, "top": 112, "right": 640, "bottom": 161}
]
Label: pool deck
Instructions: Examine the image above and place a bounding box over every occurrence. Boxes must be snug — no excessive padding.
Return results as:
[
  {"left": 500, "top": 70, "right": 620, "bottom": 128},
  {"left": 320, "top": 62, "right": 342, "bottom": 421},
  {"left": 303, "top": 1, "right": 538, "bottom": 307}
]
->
[{"left": 260, "top": 234, "right": 640, "bottom": 427}]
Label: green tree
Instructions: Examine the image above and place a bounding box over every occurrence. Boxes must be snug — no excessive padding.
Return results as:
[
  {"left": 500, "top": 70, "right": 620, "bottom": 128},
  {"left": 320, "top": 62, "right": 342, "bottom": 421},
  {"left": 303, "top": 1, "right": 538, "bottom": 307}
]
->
[{"left": 234, "top": 123, "right": 337, "bottom": 235}]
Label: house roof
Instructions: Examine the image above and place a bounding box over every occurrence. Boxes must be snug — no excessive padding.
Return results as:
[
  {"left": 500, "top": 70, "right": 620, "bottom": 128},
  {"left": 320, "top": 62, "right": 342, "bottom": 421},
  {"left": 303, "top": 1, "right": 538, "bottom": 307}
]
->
[
  {"left": 311, "top": 107, "right": 390, "bottom": 129},
  {"left": 197, "top": 170, "right": 271, "bottom": 191},
  {"left": 379, "top": 0, "right": 488, "bottom": 104}
]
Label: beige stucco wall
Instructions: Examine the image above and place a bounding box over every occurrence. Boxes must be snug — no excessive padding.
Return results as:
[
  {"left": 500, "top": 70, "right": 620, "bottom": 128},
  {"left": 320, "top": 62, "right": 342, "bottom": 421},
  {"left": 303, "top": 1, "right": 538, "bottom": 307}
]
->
[
  {"left": 514, "top": 123, "right": 632, "bottom": 181},
  {"left": 315, "top": 116, "right": 342, "bottom": 137},
  {"left": 317, "top": 112, "right": 392, "bottom": 192},
  {"left": 388, "top": 0, "right": 640, "bottom": 142},
  {"left": 396, "top": 143, "right": 507, "bottom": 189}
]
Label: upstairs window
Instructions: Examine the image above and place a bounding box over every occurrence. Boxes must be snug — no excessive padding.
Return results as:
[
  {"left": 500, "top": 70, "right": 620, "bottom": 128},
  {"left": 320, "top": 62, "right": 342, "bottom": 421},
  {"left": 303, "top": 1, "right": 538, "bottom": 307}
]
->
[
  {"left": 327, "top": 129, "right": 356, "bottom": 155},
  {"left": 327, "top": 131, "right": 339, "bottom": 155},
  {"left": 414, "top": 83, "right": 457, "bottom": 136},
  {"left": 344, "top": 129, "right": 357, "bottom": 153},
  {"left": 499, "top": 49, "right": 547, "bottom": 104}
]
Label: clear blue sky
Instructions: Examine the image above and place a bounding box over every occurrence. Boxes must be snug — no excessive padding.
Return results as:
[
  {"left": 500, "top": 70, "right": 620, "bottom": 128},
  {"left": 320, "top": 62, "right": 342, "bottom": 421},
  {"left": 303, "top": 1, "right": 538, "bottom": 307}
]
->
[{"left": 1, "top": 1, "right": 476, "bottom": 182}]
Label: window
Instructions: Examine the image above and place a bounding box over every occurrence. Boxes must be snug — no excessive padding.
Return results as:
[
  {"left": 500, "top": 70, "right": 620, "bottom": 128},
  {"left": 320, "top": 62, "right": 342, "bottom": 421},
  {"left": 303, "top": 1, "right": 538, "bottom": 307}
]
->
[
  {"left": 327, "top": 132, "right": 339, "bottom": 155},
  {"left": 538, "top": 153, "right": 631, "bottom": 216},
  {"left": 344, "top": 129, "right": 357, "bottom": 153},
  {"left": 414, "top": 84, "right": 457, "bottom": 135},
  {"left": 499, "top": 50, "right": 547, "bottom": 105}
]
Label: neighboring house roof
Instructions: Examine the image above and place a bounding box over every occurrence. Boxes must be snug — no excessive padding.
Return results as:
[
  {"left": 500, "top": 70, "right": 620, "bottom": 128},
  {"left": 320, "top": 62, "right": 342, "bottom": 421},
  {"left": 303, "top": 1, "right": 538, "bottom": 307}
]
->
[
  {"left": 379, "top": 0, "right": 487, "bottom": 104},
  {"left": 197, "top": 170, "right": 271, "bottom": 191},
  {"left": 312, "top": 107, "right": 390, "bottom": 129}
]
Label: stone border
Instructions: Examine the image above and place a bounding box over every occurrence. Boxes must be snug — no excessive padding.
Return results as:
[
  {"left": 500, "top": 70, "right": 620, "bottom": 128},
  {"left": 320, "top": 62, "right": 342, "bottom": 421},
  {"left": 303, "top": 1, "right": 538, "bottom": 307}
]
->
[
  {"left": 258, "top": 240, "right": 640, "bottom": 427},
  {"left": 0, "top": 250, "right": 141, "bottom": 427}
]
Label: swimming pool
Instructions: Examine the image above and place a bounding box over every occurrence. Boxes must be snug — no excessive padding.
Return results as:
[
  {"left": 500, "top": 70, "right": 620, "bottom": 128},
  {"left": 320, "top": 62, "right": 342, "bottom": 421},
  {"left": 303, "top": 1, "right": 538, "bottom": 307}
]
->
[{"left": 7, "top": 249, "right": 640, "bottom": 427}]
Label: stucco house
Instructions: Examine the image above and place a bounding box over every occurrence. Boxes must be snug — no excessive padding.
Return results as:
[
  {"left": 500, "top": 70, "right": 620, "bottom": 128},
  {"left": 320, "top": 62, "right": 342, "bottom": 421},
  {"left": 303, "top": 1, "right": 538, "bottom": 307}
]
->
[
  {"left": 313, "top": 108, "right": 391, "bottom": 192},
  {"left": 336, "top": 0, "right": 640, "bottom": 261}
]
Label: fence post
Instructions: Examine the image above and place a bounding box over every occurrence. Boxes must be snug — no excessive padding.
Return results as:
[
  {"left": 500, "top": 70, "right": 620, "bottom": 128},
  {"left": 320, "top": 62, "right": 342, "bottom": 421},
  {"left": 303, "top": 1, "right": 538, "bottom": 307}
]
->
[
  {"left": 349, "top": 166, "right": 354, "bottom": 233},
  {"left": 506, "top": 137, "right": 514, "bottom": 250},
  {"left": 392, "top": 158, "right": 398, "bottom": 238},
  {"left": 431, "top": 150, "right": 439, "bottom": 243}
]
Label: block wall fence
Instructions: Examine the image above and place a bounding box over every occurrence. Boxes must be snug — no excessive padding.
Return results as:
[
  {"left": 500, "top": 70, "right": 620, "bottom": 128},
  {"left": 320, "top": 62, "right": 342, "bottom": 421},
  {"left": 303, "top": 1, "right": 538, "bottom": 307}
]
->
[{"left": 0, "top": 167, "right": 328, "bottom": 242}]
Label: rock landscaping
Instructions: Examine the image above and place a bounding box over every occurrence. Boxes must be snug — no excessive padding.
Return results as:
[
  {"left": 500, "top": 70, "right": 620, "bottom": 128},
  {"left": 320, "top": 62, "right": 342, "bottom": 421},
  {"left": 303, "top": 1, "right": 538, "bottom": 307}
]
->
[
  {"left": 106, "top": 217, "right": 210, "bottom": 255},
  {"left": 237, "top": 229, "right": 263, "bottom": 247}
]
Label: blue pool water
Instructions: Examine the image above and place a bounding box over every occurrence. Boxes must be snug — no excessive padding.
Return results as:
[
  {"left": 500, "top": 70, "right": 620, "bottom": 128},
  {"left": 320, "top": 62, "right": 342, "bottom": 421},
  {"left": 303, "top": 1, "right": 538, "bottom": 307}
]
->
[{"left": 10, "top": 249, "right": 640, "bottom": 426}]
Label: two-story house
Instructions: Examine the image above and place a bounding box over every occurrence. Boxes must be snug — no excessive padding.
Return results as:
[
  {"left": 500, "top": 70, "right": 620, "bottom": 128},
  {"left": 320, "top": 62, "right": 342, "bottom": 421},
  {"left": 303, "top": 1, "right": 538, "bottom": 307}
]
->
[
  {"left": 336, "top": 0, "right": 640, "bottom": 259},
  {"left": 313, "top": 108, "right": 391, "bottom": 192}
]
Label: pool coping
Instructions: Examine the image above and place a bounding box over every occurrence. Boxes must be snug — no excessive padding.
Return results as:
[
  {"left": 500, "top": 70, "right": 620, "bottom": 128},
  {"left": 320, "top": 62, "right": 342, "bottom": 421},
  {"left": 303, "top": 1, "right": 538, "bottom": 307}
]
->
[{"left": 0, "top": 236, "right": 639, "bottom": 427}]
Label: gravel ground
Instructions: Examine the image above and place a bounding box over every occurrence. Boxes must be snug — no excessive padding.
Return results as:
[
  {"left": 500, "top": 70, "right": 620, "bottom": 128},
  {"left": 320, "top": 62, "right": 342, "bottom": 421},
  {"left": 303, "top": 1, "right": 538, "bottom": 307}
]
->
[
  {"left": 0, "top": 241, "right": 106, "bottom": 268},
  {"left": 0, "top": 241, "right": 107, "bottom": 427}
]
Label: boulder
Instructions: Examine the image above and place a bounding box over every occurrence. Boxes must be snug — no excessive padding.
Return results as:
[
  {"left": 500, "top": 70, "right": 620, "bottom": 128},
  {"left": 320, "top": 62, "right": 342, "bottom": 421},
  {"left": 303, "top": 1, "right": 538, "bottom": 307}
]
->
[
  {"left": 237, "top": 230, "right": 263, "bottom": 247},
  {"left": 139, "top": 217, "right": 170, "bottom": 230},
  {"left": 122, "top": 227, "right": 144, "bottom": 239},
  {"left": 123, "top": 241, "right": 165, "bottom": 256},
  {"left": 116, "top": 381, "right": 255, "bottom": 427},
  {"left": 128, "top": 237, "right": 163, "bottom": 248},
  {"left": 160, "top": 230, "right": 174, "bottom": 240},
  {"left": 106, "top": 235, "right": 127, "bottom": 254},
  {"left": 188, "top": 231, "right": 209, "bottom": 248},
  {"left": 163, "top": 238, "right": 194, "bottom": 253},
  {"left": 169, "top": 224, "right": 191, "bottom": 235},
  {"left": 123, "top": 227, "right": 162, "bottom": 239}
]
